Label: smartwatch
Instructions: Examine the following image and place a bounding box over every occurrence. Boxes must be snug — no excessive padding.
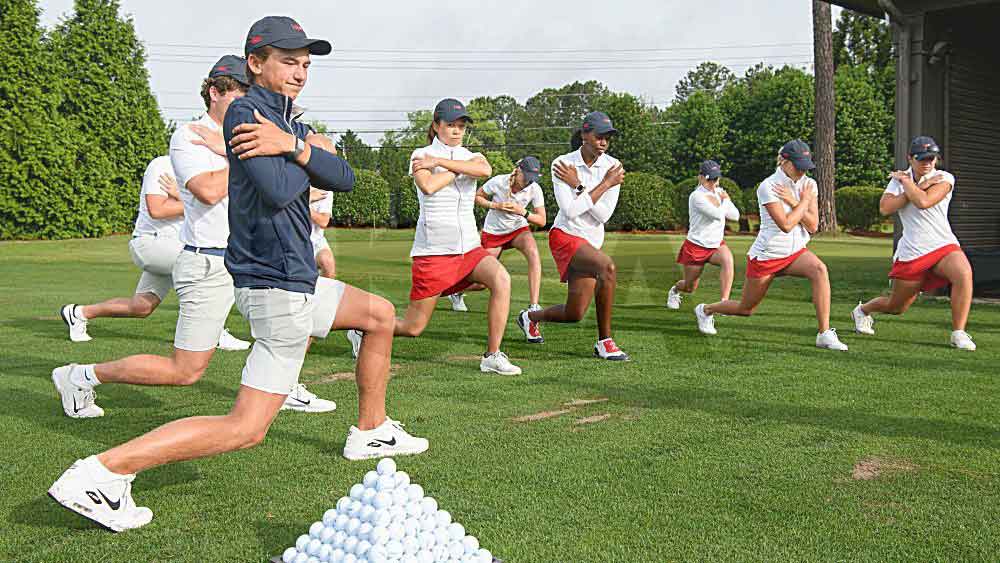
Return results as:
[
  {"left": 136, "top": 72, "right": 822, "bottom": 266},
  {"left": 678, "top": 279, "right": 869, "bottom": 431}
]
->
[
  {"left": 523, "top": 208, "right": 531, "bottom": 218},
  {"left": 288, "top": 136, "right": 305, "bottom": 161},
  {"left": 575, "top": 184, "right": 585, "bottom": 194}
]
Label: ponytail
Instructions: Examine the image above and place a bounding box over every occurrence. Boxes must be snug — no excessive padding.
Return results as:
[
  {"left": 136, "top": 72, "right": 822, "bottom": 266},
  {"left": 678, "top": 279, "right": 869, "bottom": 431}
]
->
[
  {"left": 426, "top": 121, "right": 437, "bottom": 144},
  {"left": 570, "top": 128, "right": 583, "bottom": 151}
]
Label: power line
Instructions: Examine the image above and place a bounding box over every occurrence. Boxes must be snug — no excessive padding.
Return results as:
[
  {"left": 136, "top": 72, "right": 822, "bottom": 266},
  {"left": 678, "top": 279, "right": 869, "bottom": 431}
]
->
[
  {"left": 144, "top": 41, "right": 812, "bottom": 53},
  {"left": 147, "top": 52, "right": 812, "bottom": 65}
]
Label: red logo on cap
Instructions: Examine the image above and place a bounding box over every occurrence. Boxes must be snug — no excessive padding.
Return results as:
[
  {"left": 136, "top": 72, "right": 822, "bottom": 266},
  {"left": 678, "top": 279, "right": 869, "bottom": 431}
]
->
[
  {"left": 250, "top": 35, "right": 263, "bottom": 44},
  {"left": 803, "top": 151, "right": 810, "bottom": 156},
  {"left": 291, "top": 23, "right": 303, "bottom": 31},
  {"left": 215, "top": 65, "right": 229, "bottom": 71},
  {"left": 603, "top": 118, "right": 610, "bottom": 123},
  {"left": 453, "top": 104, "right": 462, "bottom": 110}
]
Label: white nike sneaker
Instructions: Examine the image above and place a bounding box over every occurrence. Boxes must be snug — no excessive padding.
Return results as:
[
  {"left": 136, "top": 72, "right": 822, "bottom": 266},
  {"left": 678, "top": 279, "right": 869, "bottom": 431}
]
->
[
  {"left": 447, "top": 293, "right": 468, "bottom": 312},
  {"left": 666, "top": 286, "right": 682, "bottom": 310},
  {"left": 951, "top": 330, "right": 976, "bottom": 351},
  {"left": 528, "top": 303, "right": 542, "bottom": 312},
  {"left": 851, "top": 303, "right": 875, "bottom": 335},
  {"left": 816, "top": 328, "right": 849, "bottom": 351},
  {"left": 694, "top": 303, "right": 717, "bottom": 335},
  {"left": 48, "top": 456, "right": 153, "bottom": 532},
  {"left": 594, "top": 338, "right": 630, "bottom": 361},
  {"left": 480, "top": 351, "right": 522, "bottom": 375},
  {"left": 516, "top": 310, "right": 544, "bottom": 344},
  {"left": 60, "top": 304, "right": 91, "bottom": 342},
  {"left": 281, "top": 384, "right": 337, "bottom": 413},
  {"left": 217, "top": 328, "right": 251, "bottom": 351},
  {"left": 343, "top": 417, "right": 430, "bottom": 461},
  {"left": 52, "top": 364, "right": 104, "bottom": 418},
  {"left": 346, "top": 329, "right": 363, "bottom": 359}
]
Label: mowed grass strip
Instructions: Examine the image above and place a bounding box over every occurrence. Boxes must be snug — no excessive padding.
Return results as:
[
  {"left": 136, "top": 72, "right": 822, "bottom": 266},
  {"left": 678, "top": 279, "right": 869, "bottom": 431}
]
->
[{"left": 1, "top": 231, "right": 998, "bottom": 562}]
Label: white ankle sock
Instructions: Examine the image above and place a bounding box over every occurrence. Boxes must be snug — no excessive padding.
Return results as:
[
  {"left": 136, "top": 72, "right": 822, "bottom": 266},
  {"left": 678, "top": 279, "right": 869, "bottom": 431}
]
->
[
  {"left": 71, "top": 364, "right": 101, "bottom": 388},
  {"left": 85, "top": 455, "right": 128, "bottom": 480},
  {"left": 73, "top": 305, "right": 87, "bottom": 321}
]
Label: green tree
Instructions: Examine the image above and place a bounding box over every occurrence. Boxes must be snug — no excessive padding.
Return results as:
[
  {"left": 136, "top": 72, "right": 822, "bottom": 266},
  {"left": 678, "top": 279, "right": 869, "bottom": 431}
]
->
[
  {"left": 336, "top": 130, "right": 377, "bottom": 170},
  {"left": 667, "top": 90, "right": 728, "bottom": 179},
  {"left": 50, "top": 0, "right": 167, "bottom": 234},
  {"left": 674, "top": 61, "right": 736, "bottom": 102},
  {"left": 834, "top": 65, "right": 892, "bottom": 188},
  {"left": 833, "top": 10, "right": 894, "bottom": 108}
]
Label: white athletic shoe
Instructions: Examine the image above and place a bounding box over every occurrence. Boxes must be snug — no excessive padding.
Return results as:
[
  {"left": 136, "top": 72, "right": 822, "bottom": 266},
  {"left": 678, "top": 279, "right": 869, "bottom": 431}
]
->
[
  {"left": 48, "top": 456, "right": 153, "bottom": 532},
  {"left": 528, "top": 303, "right": 542, "bottom": 312},
  {"left": 281, "top": 384, "right": 337, "bottom": 413},
  {"left": 346, "top": 329, "right": 363, "bottom": 359},
  {"left": 951, "top": 330, "right": 976, "bottom": 351},
  {"left": 447, "top": 293, "right": 468, "bottom": 312},
  {"left": 516, "top": 310, "right": 544, "bottom": 344},
  {"left": 851, "top": 303, "right": 875, "bottom": 335},
  {"left": 217, "top": 328, "right": 251, "bottom": 351},
  {"left": 666, "top": 286, "right": 682, "bottom": 310},
  {"left": 816, "top": 328, "right": 849, "bottom": 351},
  {"left": 342, "top": 417, "right": 430, "bottom": 461},
  {"left": 480, "top": 351, "right": 522, "bottom": 375},
  {"left": 694, "top": 303, "right": 717, "bottom": 335},
  {"left": 60, "top": 304, "right": 91, "bottom": 342},
  {"left": 594, "top": 338, "right": 630, "bottom": 361},
  {"left": 52, "top": 364, "right": 104, "bottom": 418}
]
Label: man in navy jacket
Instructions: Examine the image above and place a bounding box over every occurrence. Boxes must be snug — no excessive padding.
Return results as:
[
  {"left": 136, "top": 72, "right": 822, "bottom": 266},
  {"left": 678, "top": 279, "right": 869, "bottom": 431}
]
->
[{"left": 48, "top": 16, "right": 429, "bottom": 533}]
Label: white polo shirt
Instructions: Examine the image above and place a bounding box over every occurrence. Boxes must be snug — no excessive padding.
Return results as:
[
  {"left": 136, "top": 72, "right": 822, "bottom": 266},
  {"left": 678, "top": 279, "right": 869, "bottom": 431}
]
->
[
  {"left": 169, "top": 113, "right": 230, "bottom": 248},
  {"left": 480, "top": 173, "right": 544, "bottom": 235},
  {"left": 749, "top": 167, "right": 817, "bottom": 260},
  {"left": 132, "top": 156, "right": 182, "bottom": 238},
  {"left": 310, "top": 190, "right": 334, "bottom": 246},
  {"left": 408, "top": 136, "right": 485, "bottom": 257},
  {"left": 687, "top": 184, "right": 739, "bottom": 249},
  {"left": 550, "top": 149, "right": 621, "bottom": 249},
  {"left": 885, "top": 168, "right": 959, "bottom": 262}
]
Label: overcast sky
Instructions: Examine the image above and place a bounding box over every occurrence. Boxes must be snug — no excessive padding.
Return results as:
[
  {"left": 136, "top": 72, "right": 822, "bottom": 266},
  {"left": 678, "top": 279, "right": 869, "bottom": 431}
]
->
[{"left": 37, "top": 0, "right": 842, "bottom": 143}]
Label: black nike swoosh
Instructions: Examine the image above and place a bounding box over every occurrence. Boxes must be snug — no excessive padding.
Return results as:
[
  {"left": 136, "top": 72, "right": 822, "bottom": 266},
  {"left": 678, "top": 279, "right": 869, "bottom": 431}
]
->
[
  {"left": 374, "top": 437, "right": 396, "bottom": 446},
  {"left": 289, "top": 397, "right": 311, "bottom": 405},
  {"left": 97, "top": 489, "right": 121, "bottom": 510},
  {"left": 73, "top": 396, "right": 82, "bottom": 413}
]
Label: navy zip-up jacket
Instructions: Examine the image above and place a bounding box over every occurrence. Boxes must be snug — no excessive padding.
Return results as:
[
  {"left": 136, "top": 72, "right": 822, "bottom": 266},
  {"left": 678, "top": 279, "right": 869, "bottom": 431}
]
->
[{"left": 223, "top": 85, "right": 354, "bottom": 294}]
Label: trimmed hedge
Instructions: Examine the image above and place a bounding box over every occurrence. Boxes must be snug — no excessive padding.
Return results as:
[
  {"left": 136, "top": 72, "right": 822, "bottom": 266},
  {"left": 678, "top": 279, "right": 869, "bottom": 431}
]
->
[
  {"left": 672, "top": 176, "right": 744, "bottom": 229},
  {"left": 329, "top": 169, "right": 391, "bottom": 227},
  {"left": 393, "top": 174, "right": 420, "bottom": 228},
  {"left": 609, "top": 172, "right": 676, "bottom": 231},
  {"left": 836, "top": 185, "right": 884, "bottom": 231}
]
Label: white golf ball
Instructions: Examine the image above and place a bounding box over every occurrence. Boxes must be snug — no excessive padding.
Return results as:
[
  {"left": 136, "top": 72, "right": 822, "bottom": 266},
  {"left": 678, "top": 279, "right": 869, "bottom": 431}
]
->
[
  {"left": 376, "top": 474, "right": 396, "bottom": 492},
  {"left": 390, "top": 506, "right": 407, "bottom": 523},
  {"left": 362, "top": 488, "right": 378, "bottom": 506},
  {"left": 461, "top": 536, "right": 479, "bottom": 554},
  {"left": 343, "top": 554, "right": 357, "bottom": 563},
  {"left": 363, "top": 470, "right": 380, "bottom": 487},
  {"left": 416, "top": 550, "right": 434, "bottom": 563},
  {"left": 430, "top": 545, "right": 448, "bottom": 562},
  {"left": 333, "top": 531, "right": 348, "bottom": 548},
  {"left": 447, "top": 523, "right": 465, "bottom": 542},
  {"left": 321, "top": 527, "right": 337, "bottom": 544},
  {"left": 393, "top": 471, "right": 410, "bottom": 488},
  {"left": 370, "top": 525, "right": 389, "bottom": 545},
  {"left": 403, "top": 517, "right": 420, "bottom": 537},
  {"left": 418, "top": 531, "right": 436, "bottom": 549},
  {"left": 403, "top": 536, "right": 420, "bottom": 555},
  {"left": 433, "top": 527, "right": 450, "bottom": 546},
  {"left": 329, "top": 549, "right": 345, "bottom": 563},
  {"left": 346, "top": 518, "right": 362, "bottom": 536},
  {"left": 391, "top": 488, "right": 409, "bottom": 507},
  {"left": 350, "top": 483, "right": 365, "bottom": 501},
  {"left": 344, "top": 536, "right": 359, "bottom": 554},
  {"left": 373, "top": 491, "right": 392, "bottom": 510},
  {"left": 388, "top": 522, "right": 406, "bottom": 541},
  {"left": 434, "top": 510, "right": 452, "bottom": 528},
  {"left": 323, "top": 509, "right": 339, "bottom": 526},
  {"left": 297, "top": 534, "right": 312, "bottom": 551},
  {"left": 308, "top": 538, "right": 323, "bottom": 556},
  {"left": 419, "top": 497, "right": 437, "bottom": 516},
  {"left": 337, "top": 497, "right": 352, "bottom": 514},
  {"left": 282, "top": 547, "right": 298, "bottom": 563},
  {"left": 357, "top": 540, "right": 372, "bottom": 556},
  {"left": 406, "top": 484, "right": 423, "bottom": 502},
  {"left": 401, "top": 556, "right": 418, "bottom": 563},
  {"left": 307, "top": 557, "right": 320, "bottom": 563},
  {"left": 418, "top": 515, "right": 436, "bottom": 533},
  {"left": 358, "top": 522, "right": 374, "bottom": 541},
  {"left": 474, "top": 548, "right": 492, "bottom": 563},
  {"left": 405, "top": 502, "right": 422, "bottom": 518},
  {"left": 318, "top": 544, "right": 334, "bottom": 561},
  {"left": 293, "top": 553, "right": 309, "bottom": 563},
  {"left": 310, "top": 521, "right": 326, "bottom": 538},
  {"left": 448, "top": 540, "right": 465, "bottom": 559},
  {"left": 386, "top": 540, "right": 404, "bottom": 559},
  {"left": 349, "top": 500, "right": 364, "bottom": 517},
  {"left": 372, "top": 510, "right": 392, "bottom": 528},
  {"left": 335, "top": 514, "right": 350, "bottom": 531},
  {"left": 360, "top": 505, "right": 377, "bottom": 523},
  {"left": 376, "top": 458, "right": 397, "bottom": 476}
]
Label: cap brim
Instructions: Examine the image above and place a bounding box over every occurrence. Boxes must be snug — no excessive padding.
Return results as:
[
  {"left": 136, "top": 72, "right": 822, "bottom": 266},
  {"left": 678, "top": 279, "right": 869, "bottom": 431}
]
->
[
  {"left": 269, "top": 37, "right": 333, "bottom": 56},
  {"left": 593, "top": 127, "right": 618, "bottom": 136},
  {"left": 705, "top": 172, "right": 721, "bottom": 180},
  {"left": 523, "top": 173, "right": 541, "bottom": 184},
  {"left": 792, "top": 156, "right": 816, "bottom": 171},
  {"left": 439, "top": 112, "right": 473, "bottom": 124},
  {"left": 911, "top": 152, "right": 939, "bottom": 161}
]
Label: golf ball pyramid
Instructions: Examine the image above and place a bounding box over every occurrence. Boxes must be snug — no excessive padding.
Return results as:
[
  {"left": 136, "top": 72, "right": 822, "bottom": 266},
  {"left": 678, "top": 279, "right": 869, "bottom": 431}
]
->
[{"left": 280, "top": 459, "right": 494, "bottom": 563}]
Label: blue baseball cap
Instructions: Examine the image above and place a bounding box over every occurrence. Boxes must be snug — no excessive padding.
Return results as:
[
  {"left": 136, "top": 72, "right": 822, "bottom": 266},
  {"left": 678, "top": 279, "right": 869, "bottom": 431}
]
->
[
  {"left": 208, "top": 55, "right": 249, "bottom": 86},
  {"left": 780, "top": 139, "right": 816, "bottom": 171},
  {"left": 581, "top": 111, "right": 617, "bottom": 135},
  {"left": 433, "top": 98, "right": 472, "bottom": 123},
  {"left": 517, "top": 156, "right": 542, "bottom": 185},
  {"left": 909, "top": 135, "right": 941, "bottom": 161},
  {"left": 245, "top": 16, "right": 332, "bottom": 57},
  {"left": 699, "top": 160, "right": 722, "bottom": 180}
]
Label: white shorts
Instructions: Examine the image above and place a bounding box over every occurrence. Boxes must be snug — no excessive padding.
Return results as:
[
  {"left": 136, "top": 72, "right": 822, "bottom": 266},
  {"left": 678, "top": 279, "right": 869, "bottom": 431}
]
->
[
  {"left": 129, "top": 234, "right": 182, "bottom": 300},
  {"left": 312, "top": 234, "right": 331, "bottom": 256},
  {"left": 172, "top": 250, "right": 234, "bottom": 352},
  {"left": 235, "top": 278, "right": 346, "bottom": 395}
]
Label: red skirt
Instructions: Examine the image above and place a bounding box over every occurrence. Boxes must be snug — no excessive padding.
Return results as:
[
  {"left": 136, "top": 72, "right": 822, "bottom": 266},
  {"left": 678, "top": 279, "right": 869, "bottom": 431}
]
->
[
  {"left": 677, "top": 240, "right": 725, "bottom": 266},
  {"left": 480, "top": 226, "right": 530, "bottom": 251},
  {"left": 889, "top": 244, "right": 962, "bottom": 291},
  {"left": 548, "top": 228, "right": 588, "bottom": 283},
  {"left": 746, "top": 247, "right": 808, "bottom": 279},
  {"left": 410, "top": 247, "right": 489, "bottom": 301}
]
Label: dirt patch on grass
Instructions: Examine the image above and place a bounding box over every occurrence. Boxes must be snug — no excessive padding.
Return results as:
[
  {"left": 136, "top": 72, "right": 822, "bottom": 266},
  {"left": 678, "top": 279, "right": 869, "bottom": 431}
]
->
[
  {"left": 563, "top": 398, "right": 609, "bottom": 407},
  {"left": 303, "top": 363, "right": 400, "bottom": 384},
  {"left": 511, "top": 409, "right": 572, "bottom": 423},
  {"left": 573, "top": 414, "right": 611, "bottom": 425},
  {"left": 852, "top": 457, "right": 918, "bottom": 481}
]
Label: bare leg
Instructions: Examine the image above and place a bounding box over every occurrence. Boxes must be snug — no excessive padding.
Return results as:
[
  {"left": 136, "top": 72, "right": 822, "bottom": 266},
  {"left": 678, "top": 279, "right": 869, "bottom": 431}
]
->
[
  {"left": 97, "top": 385, "right": 285, "bottom": 475},
  {"left": 94, "top": 348, "right": 215, "bottom": 387},
  {"left": 860, "top": 279, "right": 921, "bottom": 317},
  {"left": 704, "top": 276, "right": 773, "bottom": 317},
  {"left": 466, "top": 256, "right": 512, "bottom": 354},
  {"left": 460, "top": 248, "right": 500, "bottom": 294},
  {"left": 673, "top": 264, "right": 705, "bottom": 294},
  {"left": 510, "top": 232, "right": 543, "bottom": 306},
  {"left": 530, "top": 276, "right": 596, "bottom": 324},
  {"left": 316, "top": 248, "right": 336, "bottom": 279},
  {"left": 780, "top": 251, "right": 832, "bottom": 332},
  {"left": 932, "top": 251, "right": 974, "bottom": 331},
  {"left": 332, "top": 286, "right": 395, "bottom": 430},
  {"left": 81, "top": 293, "right": 161, "bottom": 320},
  {"left": 394, "top": 298, "right": 437, "bottom": 338},
  {"left": 528, "top": 244, "right": 616, "bottom": 340},
  {"left": 708, "top": 246, "right": 735, "bottom": 300}
]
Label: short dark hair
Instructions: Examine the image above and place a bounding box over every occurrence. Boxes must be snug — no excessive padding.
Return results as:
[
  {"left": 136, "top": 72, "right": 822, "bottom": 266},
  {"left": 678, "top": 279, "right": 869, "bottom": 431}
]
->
[
  {"left": 246, "top": 46, "right": 274, "bottom": 85},
  {"left": 199, "top": 76, "right": 247, "bottom": 109}
]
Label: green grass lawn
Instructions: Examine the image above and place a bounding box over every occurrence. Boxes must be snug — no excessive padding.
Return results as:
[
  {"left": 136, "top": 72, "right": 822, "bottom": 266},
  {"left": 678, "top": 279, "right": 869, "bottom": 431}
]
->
[{"left": 1, "top": 231, "right": 997, "bottom": 562}]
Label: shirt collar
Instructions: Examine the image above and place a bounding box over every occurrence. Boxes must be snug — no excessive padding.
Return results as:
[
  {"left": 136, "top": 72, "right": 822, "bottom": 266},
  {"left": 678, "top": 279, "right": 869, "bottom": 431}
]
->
[
  {"left": 568, "top": 148, "right": 608, "bottom": 169},
  {"left": 431, "top": 135, "right": 461, "bottom": 152},
  {"left": 774, "top": 166, "right": 806, "bottom": 187},
  {"left": 247, "top": 84, "right": 294, "bottom": 122}
]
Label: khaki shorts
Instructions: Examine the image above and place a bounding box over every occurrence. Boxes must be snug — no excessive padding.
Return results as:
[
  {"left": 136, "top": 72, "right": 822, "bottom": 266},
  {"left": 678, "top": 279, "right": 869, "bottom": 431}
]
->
[
  {"left": 235, "top": 278, "right": 346, "bottom": 395},
  {"left": 129, "top": 235, "right": 183, "bottom": 300},
  {"left": 172, "top": 250, "right": 234, "bottom": 352}
]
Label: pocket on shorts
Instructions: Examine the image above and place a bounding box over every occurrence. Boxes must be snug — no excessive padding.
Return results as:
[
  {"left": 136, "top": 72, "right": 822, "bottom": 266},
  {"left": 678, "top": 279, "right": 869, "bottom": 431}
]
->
[{"left": 242, "top": 289, "right": 309, "bottom": 340}]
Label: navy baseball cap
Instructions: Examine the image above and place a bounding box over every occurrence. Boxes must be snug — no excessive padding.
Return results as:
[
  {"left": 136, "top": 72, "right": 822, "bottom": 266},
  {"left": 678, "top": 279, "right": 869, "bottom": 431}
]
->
[
  {"left": 909, "top": 135, "right": 941, "bottom": 160},
  {"left": 244, "top": 16, "right": 332, "bottom": 57},
  {"left": 208, "top": 55, "right": 249, "bottom": 86},
  {"left": 699, "top": 160, "right": 722, "bottom": 180},
  {"left": 581, "top": 111, "right": 617, "bottom": 135},
  {"left": 517, "top": 156, "right": 543, "bottom": 185},
  {"left": 780, "top": 139, "right": 816, "bottom": 171},
  {"left": 433, "top": 98, "right": 473, "bottom": 123}
]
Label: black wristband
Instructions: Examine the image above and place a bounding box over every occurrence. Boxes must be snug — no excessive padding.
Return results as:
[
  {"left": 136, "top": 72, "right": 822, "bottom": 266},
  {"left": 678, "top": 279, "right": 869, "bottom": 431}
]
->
[
  {"left": 575, "top": 184, "right": 585, "bottom": 194},
  {"left": 523, "top": 208, "right": 531, "bottom": 218}
]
